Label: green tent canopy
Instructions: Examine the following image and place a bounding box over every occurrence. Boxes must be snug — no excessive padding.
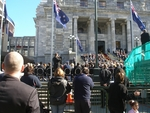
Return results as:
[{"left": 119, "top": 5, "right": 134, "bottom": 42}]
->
[{"left": 124, "top": 42, "right": 150, "bottom": 85}]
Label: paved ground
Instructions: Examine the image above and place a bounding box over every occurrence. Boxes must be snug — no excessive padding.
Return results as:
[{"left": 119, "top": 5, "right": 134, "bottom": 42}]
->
[{"left": 47, "top": 104, "right": 150, "bottom": 113}]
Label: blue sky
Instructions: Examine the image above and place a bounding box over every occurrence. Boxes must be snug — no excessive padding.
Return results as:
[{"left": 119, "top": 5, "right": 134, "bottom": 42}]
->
[{"left": 6, "top": 0, "right": 41, "bottom": 36}]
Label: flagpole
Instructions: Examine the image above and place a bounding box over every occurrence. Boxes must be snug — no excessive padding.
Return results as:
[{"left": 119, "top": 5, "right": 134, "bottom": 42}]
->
[
  {"left": 130, "top": 0, "right": 134, "bottom": 50},
  {"left": 0, "top": 1, "right": 5, "bottom": 70},
  {"left": 50, "top": 0, "right": 54, "bottom": 78},
  {"left": 75, "top": 36, "right": 77, "bottom": 65},
  {"left": 95, "top": 0, "right": 98, "bottom": 68}
]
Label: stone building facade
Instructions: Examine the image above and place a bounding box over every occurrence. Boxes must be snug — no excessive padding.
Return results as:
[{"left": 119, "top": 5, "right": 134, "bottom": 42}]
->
[
  {"left": 8, "top": 36, "right": 35, "bottom": 60},
  {"left": 34, "top": 0, "right": 150, "bottom": 63}
]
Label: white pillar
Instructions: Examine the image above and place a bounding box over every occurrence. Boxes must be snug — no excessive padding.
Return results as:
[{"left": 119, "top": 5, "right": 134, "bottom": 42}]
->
[
  {"left": 88, "top": 16, "right": 95, "bottom": 53},
  {"left": 121, "top": 23, "right": 126, "bottom": 49},
  {"left": 127, "top": 19, "right": 132, "bottom": 52},
  {"left": 73, "top": 16, "right": 78, "bottom": 37},
  {"left": 107, "top": 22, "right": 111, "bottom": 52},
  {"left": 110, "top": 18, "right": 116, "bottom": 52},
  {"left": 35, "top": 25, "right": 39, "bottom": 63}
]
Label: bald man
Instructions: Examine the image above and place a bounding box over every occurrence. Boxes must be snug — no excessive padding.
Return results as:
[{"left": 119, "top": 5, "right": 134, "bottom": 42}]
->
[{"left": 0, "top": 52, "right": 40, "bottom": 113}]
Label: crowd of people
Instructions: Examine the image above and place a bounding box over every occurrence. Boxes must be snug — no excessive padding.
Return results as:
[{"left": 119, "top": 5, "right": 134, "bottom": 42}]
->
[
  {"left": 0, "top": 51, "right": 142, "bottom": 113},
  {"left": 113, "top": 49, "right": 127, "bottom": 61}
]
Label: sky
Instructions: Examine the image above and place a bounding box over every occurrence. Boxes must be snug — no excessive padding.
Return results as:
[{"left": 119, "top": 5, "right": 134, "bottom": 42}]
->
[{"left": 6, "top": 0, "right": 41, "bottom": 37}]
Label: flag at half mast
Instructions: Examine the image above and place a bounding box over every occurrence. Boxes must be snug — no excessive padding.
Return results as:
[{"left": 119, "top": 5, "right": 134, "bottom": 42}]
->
[
  {"left": 76, "top": 37, "right": 83, "bottom": 52},
  {"left": 53, "top": 0, "right": 69, "bottom": 28},
  {"left": 131, "top": 1, "right": 146, "bottom": 31}
]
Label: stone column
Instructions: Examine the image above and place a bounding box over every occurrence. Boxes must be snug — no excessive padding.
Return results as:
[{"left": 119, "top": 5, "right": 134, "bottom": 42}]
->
[
  {"left": 28, "top": 38, "right": 30, "bottom": 57},
  {"left": 107, "top": 22, "right": 111, "bottom": 52},
  {"left": 121, "top": 23, "right": 126, "bottom": 49},
  {"left": 73, "top": 16, "right": 78, "bottom": 51},
  {"left": 88, "top": 16, "right": 95, "bottom": 53},
  {"left": 73, "top": 16, "right": 78, "bottom": 37},
  {"left": 126, "top": 20, "right": 131, "bottom": 52},
  {"left": 110, "top": 18, "right": 116, "bottom": 52},
  {"left": 35, "top": 25, "right": 39, "bottom": 63}
]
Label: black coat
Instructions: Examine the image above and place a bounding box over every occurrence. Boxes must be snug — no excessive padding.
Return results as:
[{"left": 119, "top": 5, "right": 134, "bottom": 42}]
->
[
  {"left": 48, "top": 77, "right": 71, "bottom": 105},
  {"left": 21, "top": 74, "right": 42, "bottom": 88},
  {"left": 0, "top": 75, "right": 40, "bottom": 113},
  {"left": 53, "top": 57, "right": 61, "bottom": 70},
  {"left": 99, "top": 68, "right": 111, "bottom": 86},
  {"left": 108, "top": 82, "right": 135, "bottom": 112},
  {"left": 141, "top": 32, "right": 150, "bottom": 45}
]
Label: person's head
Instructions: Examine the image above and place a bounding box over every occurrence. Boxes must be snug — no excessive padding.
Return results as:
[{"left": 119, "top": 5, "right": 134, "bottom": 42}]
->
[
  {"left": 54, "top": 53, "right": 58, "bottom": 57},
  {"left": 115, "top": 68, "right": 125, "bottom": 83},
  {"left": 2, "top": 52, "right": 24, "bottom": 77},
  {"left": 40, "top": 62, "right": 42, "bottom": 65},
  {"left": 70, "top": 63, "right": 74, "bottom": 68},
  {"left": 104, "top": 64, "right": 107, "bottom": 69},
  {"left": 129, "top": 100, "right": 139, "bottom": 110},
  {"left": 143, "top": 29, "right": 147, "bottom": 33},
  {"left": 82, "top": 67, "right": 89, "bottom": 74},
  {"left": 54, "top": 67, "right": 65, "bottom": 77},
  {"left": 24, "top": 63, "right": 34, "bottom": 75}
]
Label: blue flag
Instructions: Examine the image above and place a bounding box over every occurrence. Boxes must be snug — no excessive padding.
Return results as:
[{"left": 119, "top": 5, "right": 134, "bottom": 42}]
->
[
  {"left": 76, "top": 37, "right": 83, "bottom": 52},
  {"left": 53, "top": 0, "right": 69, "bottom": 28},
  {"left": 4, "top": 4, "right": 8, "bottom": 24},
  {"left": 131, "top": 1, "right": 146, "bottom": 31}
]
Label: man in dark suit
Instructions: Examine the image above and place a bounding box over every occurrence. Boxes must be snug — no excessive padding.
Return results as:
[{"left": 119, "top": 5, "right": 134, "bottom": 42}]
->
[
  {"left": 99, "top": 64, "right": 111, "bottom": 108},
  {"left": 53, "top": 53, "right": 61, "bottom": 71},
  {"left": 141, "top": 29, "right": 150, "bottom": 45},
  {"left": 73, "top": 67, "right": 94, "bottom": 113},
  {"left": 140, "top": 29, "right": 150, "bottom": 60},
  {"left": 0, "top": 52, "right": 40, "bottom": 113}
]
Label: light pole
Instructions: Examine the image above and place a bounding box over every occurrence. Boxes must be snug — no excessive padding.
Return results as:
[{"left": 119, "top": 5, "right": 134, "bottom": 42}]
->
[
  {"left": 135, "top": 37, "right": 139, "bottom": 47},
  {"left": 68, "top": 35, "right": 75, "bottom": 48}
]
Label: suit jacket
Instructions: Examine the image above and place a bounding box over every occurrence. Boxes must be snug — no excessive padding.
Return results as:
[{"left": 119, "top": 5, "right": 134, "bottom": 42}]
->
[
  {"left": 0, "top": 75, "right": 40, "bottom": 113},
  {"left": 108, "top": 82, "right": 135, "bottom": 112},
  {"left": 53, "top": 56, "right": 61, "bottom": 70},
  {"left": 99, "top": 68, "right": 111, "bottom": 86},
  {"left": 141, "top": 32, "right": 150, "bottom": 45}
]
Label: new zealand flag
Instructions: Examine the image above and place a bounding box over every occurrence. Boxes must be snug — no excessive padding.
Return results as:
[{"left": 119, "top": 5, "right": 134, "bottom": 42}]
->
[
  {"left": 131, "top": 1, "right": 146, "bottom": 31},
  {"left": 53, "top": 0, "right": 69, "bottom": 28}
]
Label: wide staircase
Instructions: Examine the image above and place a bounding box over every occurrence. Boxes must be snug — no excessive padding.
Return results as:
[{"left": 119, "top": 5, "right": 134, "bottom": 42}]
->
[{"left": 38, "top": 81, "right": 150, "bottom": 113}]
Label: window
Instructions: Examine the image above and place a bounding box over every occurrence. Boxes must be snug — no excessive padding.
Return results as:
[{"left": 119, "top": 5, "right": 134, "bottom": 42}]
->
[
  {"left": 23, "top": 50, "right": 28, "bottom": 56},
  {"left": 80, "top": 0, "right": 88, "bottom": 7},
  {"left": 98, "top": 28, "right": 101, "bottom": 34},
  {"left": 117, "top": 2, "right": 124, "bottom": 9},
  {"left": 10, "top": 39, "right": 16, "bottom": 46},
  {"left": 29, "top": 48, "right": 34, "bottom": 56},
  {"left": 99, "top": 1, "right": 106, "bottom": 8},
  {"left": 30, "top": 40, "right": 34, "bottom": 46},
  {"left": 115, "top": 23, "right": 122, "bottom": 35},
  {"left": 24, "top": 40, "right": 28, "bottom": 46},
  {"left": 56, "top": 21, "right": 63, "bottom": 28}
]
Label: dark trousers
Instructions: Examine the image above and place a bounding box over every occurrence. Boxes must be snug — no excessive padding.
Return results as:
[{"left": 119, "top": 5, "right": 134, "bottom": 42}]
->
[
  {"left": 74, "top": 100, "right": 91, "bottom": 113},
  {"left": 101, "top": 90, "right": 105, "bottom": 107},
  {"left": 108, "top": 106, "right": 124, "bottom": 113}
]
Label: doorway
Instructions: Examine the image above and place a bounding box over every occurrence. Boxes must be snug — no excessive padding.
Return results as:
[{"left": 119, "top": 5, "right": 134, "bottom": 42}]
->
[
  {"left": 98, "top": 41, "right": 105, "bottom": 53},
  {"left": 116, "top": 41, "right": 121, "bottom": 49}
]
